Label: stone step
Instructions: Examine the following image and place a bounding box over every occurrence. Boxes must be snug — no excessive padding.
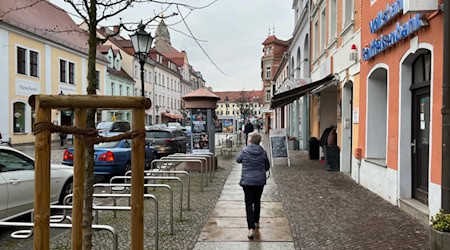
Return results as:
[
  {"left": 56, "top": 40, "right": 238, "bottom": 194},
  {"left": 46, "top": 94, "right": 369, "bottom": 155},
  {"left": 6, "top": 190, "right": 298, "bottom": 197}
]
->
[{"left": 399, "top": 198, "right": 429, "bottom": 226}]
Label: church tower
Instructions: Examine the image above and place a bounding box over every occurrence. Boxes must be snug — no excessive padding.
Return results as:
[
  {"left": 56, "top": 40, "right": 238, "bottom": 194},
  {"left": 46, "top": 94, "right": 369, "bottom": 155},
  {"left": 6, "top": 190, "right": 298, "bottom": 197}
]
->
[{"left": 155, "top": 19, "right": 171, "bottom": 45}]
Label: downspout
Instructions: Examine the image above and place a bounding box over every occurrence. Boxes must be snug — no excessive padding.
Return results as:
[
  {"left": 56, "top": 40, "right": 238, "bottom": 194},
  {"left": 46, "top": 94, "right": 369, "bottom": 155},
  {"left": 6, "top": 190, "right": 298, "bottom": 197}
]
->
[{"left": 442, "top": 0, "right": 450, "bottom": 213}]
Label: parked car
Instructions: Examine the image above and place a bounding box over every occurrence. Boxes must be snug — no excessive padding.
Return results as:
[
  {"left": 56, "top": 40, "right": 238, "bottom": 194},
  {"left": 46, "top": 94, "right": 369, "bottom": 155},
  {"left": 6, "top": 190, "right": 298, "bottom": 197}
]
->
[
  {"left": 145, "top": 128, "right": 187, "bottom": 157},
  {"left": 96, "top": 121, "right": 131, "bottom": 136},
  {"left": 0, "top": 146, "right": 73, "bottom": 222},
  {"left": 62, "top": 139, "right": 157, "bottom": 177}
]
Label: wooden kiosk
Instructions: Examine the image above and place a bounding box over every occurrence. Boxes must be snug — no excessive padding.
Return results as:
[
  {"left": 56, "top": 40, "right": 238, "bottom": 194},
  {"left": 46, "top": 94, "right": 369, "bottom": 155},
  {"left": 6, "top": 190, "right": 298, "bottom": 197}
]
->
[{"left": 29, "top": 94, "right": 151, "bottom": 250}]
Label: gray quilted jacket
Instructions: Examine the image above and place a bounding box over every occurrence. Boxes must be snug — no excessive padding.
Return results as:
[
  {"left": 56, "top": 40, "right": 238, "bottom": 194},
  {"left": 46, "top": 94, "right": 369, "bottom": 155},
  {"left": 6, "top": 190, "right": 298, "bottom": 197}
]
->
[{"left": 236, "top": 144, "right": 270, "bottom": 186}]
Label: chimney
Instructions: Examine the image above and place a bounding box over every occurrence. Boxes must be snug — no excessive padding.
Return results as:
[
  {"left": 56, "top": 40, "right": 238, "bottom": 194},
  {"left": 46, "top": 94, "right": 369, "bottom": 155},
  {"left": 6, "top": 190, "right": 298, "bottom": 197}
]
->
[{"left": 113, "top": 25, "right": 120, "bottom": 34}]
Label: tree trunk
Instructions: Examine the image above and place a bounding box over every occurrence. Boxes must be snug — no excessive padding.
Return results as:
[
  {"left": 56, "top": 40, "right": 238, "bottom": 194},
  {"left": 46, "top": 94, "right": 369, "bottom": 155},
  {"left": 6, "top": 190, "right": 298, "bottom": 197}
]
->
[{"left": 83, "top": 1, "right": 98, "bottom": 249}]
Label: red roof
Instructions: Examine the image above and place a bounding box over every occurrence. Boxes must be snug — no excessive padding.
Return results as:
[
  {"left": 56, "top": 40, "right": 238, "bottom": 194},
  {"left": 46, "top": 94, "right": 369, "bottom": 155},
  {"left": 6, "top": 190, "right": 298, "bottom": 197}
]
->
[
  {"left": 213, "top": 90, "right": 264, "bottom": 103},
  {"left": 107, "top": 67, "right": 134, "bottom": 82},
  {"left": 0, "top": 0, "right": 89, "bottom": 53},
  {"left": 262, "top": 35, "right": 289, "bottom": 46},
  {"left": 183, "top": 88, "right": 220, "bottom": 99},
  {"left": 154, "top": 40, "right": 186, "bottom": 67}
]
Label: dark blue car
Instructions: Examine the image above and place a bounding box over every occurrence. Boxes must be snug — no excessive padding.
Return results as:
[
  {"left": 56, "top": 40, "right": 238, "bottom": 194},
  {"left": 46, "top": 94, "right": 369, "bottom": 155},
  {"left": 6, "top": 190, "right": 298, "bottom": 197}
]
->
[{"left": 62, "top": 139, "right": 157, "bottom": 176}]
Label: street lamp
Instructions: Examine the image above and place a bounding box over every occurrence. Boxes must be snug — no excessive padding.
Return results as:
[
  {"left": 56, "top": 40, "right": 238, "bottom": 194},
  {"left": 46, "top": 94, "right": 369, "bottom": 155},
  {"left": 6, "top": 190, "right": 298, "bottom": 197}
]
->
[
  {"left": 130, "top": 21, "right": 153, "bottom": 97},
  {"left": 224, "top": 96, "right": 229, "bottom": 116}
]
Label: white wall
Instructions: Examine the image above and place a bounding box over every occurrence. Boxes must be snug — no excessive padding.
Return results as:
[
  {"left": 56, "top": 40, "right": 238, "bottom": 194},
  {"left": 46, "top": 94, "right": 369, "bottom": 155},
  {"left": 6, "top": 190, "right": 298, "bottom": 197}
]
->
[
  {"left": 359, "top": 160, "right": 399, "bottom": 205},
  {"left": 0, "top": 29, "right": 10, "bottom": 141}
]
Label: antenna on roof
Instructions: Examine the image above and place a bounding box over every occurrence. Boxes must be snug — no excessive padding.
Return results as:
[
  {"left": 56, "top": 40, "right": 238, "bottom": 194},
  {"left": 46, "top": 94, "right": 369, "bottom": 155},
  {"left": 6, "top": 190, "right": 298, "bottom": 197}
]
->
[
  {"left": 273, "top": 25, "right": 275, "bottom": 35},
  {"left": 268, "top": 26, "right": 271, "bottom": 36}
]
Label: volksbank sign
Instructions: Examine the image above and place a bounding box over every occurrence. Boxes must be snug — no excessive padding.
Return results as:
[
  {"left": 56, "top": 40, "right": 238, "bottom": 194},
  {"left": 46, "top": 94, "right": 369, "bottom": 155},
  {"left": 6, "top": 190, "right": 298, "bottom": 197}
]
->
[{"left": 363, "top": 1, "right": 428, "bottom": 61}]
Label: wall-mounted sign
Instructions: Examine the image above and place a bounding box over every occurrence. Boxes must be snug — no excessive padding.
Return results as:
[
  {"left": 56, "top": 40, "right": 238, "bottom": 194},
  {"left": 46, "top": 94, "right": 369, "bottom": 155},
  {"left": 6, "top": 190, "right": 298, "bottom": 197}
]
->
[
  {"left": 404, "top": 0, "right": 438, "bottom": 14},
  {"left": 363, "top": 14, "right": 428, "bottom": 61},
  {"left": 16, "top": 79, "right": 40, "bottom": 96},
  {"left": 353, "top": 108, "right": 359, "bottom": 124},
  {"left": 59, "top": 84, "right": 76, "bottom": 95},
  {"left": 369, "top": 0, "right": 403, "bottom": 34}
]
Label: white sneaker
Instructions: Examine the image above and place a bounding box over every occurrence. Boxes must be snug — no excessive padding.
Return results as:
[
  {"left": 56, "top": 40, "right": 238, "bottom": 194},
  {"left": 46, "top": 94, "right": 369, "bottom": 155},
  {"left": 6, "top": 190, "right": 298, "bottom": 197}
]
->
[{"left": 247, "top": 229, "right": 255, "bottom": 239}]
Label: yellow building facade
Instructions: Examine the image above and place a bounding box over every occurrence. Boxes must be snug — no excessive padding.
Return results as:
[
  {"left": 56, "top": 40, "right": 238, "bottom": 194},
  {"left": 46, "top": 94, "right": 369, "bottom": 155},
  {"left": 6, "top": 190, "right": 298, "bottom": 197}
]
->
[{"left": 0, "top": 22, "right": 107, "bottom": 144}]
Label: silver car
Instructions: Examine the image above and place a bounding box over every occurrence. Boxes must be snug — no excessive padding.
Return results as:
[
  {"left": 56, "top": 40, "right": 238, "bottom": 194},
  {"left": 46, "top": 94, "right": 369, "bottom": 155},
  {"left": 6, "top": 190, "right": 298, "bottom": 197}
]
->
[{"left": 0, "top": 146, "right": 73, "bottom": 221}]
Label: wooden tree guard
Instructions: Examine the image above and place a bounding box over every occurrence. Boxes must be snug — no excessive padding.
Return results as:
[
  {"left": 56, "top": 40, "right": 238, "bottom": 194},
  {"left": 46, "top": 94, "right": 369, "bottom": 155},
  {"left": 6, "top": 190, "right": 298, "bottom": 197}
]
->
[{"left": 29, "top": 95, "right": 151, "bottom": 250}]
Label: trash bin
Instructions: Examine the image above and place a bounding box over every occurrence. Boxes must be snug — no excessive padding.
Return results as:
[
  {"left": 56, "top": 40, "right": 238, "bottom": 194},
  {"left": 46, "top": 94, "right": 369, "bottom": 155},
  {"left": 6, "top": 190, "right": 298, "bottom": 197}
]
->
[{"left": 309, "top": 137, "right": 319, "bottom": 160}]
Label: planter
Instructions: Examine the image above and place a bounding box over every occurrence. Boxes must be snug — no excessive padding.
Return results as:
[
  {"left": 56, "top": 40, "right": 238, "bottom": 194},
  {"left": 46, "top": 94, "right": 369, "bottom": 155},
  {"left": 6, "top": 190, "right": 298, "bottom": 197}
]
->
[{"left": 430, "top": 227, "right": 450, "bottom": 250}]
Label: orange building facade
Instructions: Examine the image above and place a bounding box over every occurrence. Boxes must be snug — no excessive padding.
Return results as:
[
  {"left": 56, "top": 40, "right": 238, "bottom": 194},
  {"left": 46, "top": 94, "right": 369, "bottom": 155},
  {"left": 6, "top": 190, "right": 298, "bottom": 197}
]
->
[{"left": 359, "top": 0, "right": 444, "bottom": 222}]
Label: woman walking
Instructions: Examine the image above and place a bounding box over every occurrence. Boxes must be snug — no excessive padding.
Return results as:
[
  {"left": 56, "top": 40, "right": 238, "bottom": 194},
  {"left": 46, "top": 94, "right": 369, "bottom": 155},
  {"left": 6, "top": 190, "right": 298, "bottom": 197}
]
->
[{"left": 236, "top": 133, "right": 270, "bottom": 239}]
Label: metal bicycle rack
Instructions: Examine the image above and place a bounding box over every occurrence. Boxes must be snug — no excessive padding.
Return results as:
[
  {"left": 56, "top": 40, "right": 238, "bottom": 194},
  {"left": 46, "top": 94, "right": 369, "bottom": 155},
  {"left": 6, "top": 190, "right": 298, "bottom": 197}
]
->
[
  {"left": 170, "top": 153, "right": 215, "bottom": 179},
  {"left": 94, "top": 183, "right": 175, "bottom": 234},
  {"left": 174, "top": 153, "right": 216, "bottom": 178},
  {"left": 151, "top": 159, "right": 206, "bottom": 191},
  {"left": 125, "top": 170, "right": 192, "bottom": 210},
  {"left": 110, "top": 175, "right": 183, "bottom": 222},
  {"left": 64, "top": 193, "right": 159, "bottom": 249},
  {"left": 0, "top": 221, "right": 118, "bottom": 250}
]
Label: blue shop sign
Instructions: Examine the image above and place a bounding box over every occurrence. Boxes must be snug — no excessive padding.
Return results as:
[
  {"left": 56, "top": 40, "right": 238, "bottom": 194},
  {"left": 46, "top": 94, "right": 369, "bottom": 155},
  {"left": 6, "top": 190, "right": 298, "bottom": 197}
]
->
[
  {"left": 363, "top": 14, "right": 428, "bottom": 61},
  {"left": 369, "top": 0, "right": 403, "bottom": 34}
]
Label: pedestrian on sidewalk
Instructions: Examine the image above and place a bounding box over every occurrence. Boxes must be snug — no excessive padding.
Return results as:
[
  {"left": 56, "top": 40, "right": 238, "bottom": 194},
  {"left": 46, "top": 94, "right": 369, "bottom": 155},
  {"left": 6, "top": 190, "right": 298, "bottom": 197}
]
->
[
  {"left": 243, "top": 120, "right": 254, "bottom": 146},
  {"left": 236, "top": 132, "right": 270, "bottom": 239}
]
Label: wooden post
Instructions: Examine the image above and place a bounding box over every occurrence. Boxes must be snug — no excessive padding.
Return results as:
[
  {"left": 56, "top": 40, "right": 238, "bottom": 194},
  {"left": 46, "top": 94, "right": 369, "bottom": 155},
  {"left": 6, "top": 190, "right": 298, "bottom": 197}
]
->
[
  {"left": 131, "top": 108, "right": 145, "bottom": 250},
  {"left": 33, "top": 97, "right": 51, "bottom": 249},
  {"left": 72, "top": 108, "right": 86, "bottom": 249}
]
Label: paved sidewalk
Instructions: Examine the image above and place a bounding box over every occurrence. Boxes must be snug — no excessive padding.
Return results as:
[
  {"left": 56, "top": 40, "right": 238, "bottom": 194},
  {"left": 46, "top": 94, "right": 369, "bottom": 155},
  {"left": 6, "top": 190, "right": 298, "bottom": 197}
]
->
[
  {"left": 194, "top": 162, "right": 295, "bottom": 249},
  {"left": 265, "top": 134, "right": 430, "bottom": 249}
]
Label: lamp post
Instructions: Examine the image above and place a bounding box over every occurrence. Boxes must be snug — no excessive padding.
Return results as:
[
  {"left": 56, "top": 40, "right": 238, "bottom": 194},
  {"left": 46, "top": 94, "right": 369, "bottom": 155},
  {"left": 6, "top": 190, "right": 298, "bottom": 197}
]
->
[
  {"left": 130, "top": 22, "right": 153, "bottom": 97},
  {"left": 155, "top": 105, "right": 159, "bottom": 124}
]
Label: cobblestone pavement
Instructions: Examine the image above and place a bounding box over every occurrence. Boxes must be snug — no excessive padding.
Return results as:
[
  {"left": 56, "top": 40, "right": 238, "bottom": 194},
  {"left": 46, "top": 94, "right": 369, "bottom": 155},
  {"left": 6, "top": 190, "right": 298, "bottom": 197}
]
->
[
  {"left": 0, "top": 141, "right": 238, "bottom": 250},
  {"left": 267, "top": 137, "right": 430, "bottom": 249},
  {"left": 2, "top": 138, "right": 431, "bottom": 249}
]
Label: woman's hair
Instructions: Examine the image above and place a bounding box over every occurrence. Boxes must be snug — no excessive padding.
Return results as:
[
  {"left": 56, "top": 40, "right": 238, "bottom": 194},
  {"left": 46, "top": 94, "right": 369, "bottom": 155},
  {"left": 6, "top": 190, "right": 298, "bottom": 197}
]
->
[{"left": 249, "top": 133, "right": 261, "bottom": 145}]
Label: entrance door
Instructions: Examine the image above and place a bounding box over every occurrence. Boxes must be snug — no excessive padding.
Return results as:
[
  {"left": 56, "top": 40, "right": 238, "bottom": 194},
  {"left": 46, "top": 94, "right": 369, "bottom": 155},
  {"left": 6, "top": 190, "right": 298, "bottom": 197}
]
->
[
  {"left": 411, "top": 52, "right": 431, "bottom": 205},
  {"left": 411, "top": 88, "right": 430, "bottom": 204}
]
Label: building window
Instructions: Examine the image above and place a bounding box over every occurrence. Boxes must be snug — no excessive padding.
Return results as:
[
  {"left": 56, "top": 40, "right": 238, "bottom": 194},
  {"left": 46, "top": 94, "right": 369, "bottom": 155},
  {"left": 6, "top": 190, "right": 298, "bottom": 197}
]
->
[
  {"left": 119, "top": 85, "right": 123, "bottom": 96},
  {"left": 60, "top": 59, "right": 75, "bottom": 84},
  {"left": 13, "top": 102, "right": 26, "bottom": 133},
  {"left": 329, "top": 0, "right": 337, "bottom": 42},
  {"left": 314, "top": 19, "right": 319, "bottom": 58},
  {"left": 30, "top": 51, "right": 39, "bottom": 77},
  {"left": 60, "top": 60, "right": 66, "bottom": 83},
  {"left": 68, "top": 62, "right": 75, "bottom": 84},
  {"left": 17, "top": 47, "right": 26, "bottom": 75},
  {"left": 367, "top": 67, "right": 388, "bottom": 161},
  {"left": 321, "top": 8, "right": 326, "bottom": 51},
  {"left": 17, "top": 46, "right": 39, "bottom": 77},
  {"left": 265, "top": 89, "right": 271, "bottom": 102},
  {"left": 96, "top": 70, "right": 100, "bottom": 89},
  {"left": 343, "top": 0, "right": 354, "bottom": 27},
  {"left": 266, "top": 66, "right": 271, "bottom": 80},
  {"left": 126, "top": 86, "right": 130, "bottom": 96},
  {"left": 111, "top": 82, "right": 115, "bottom": 95}
]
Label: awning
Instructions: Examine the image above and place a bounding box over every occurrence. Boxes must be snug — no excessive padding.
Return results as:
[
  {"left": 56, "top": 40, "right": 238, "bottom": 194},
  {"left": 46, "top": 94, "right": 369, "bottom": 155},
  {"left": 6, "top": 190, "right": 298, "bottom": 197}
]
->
[
  {"left": 161, "top": 112, "right": 183, "bottom": 119},
  {"left": 270, "top": 74, "right": 336, "bottom": 109}
]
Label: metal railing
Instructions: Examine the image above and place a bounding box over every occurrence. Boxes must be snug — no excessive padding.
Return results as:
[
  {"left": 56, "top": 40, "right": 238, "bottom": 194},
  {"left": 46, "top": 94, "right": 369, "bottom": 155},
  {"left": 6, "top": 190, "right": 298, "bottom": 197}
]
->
[{"left": 173, "top": 153, "right": 216, "bottom": 178}]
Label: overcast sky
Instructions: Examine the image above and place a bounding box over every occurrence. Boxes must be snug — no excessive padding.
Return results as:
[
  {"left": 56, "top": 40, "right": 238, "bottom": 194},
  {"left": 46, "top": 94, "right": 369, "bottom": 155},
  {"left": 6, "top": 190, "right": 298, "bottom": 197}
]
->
[{"left": 51, "top": 0, "right": 294, "bottom": 92}]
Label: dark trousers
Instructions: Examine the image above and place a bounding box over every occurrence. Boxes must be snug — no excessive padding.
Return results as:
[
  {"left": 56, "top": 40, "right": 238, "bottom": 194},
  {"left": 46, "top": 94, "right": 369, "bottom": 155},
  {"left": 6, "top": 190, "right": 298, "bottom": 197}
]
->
[
  {"left": 242, "top": 185, "right": 264, "bottom": 229},
  {"left": 245, "top": 133, "right": 249, "bottom": 145}
]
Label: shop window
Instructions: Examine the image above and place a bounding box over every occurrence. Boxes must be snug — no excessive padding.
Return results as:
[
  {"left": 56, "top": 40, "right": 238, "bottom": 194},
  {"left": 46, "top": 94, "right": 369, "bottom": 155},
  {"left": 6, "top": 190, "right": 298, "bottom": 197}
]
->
[
  {"left": 13, "top": 102, "right": 26, "bottom": 133},
  {"left": 367, "top": 67, "right": 388, "bottom": 161},
  {"left": 320, "top": 8, "right": 326, "bottom": 51},
  {"left": 329, "top": 0, "right": 337, "bottom": 42}
]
